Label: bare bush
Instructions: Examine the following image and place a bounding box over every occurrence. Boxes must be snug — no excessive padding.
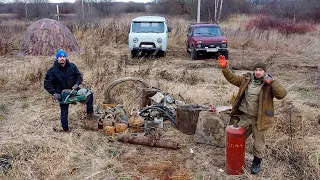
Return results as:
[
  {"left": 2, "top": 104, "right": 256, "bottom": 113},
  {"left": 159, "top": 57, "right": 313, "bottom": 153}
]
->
[
  {"left": 246, "top": 15, "right": 316, "bottom": 35},
  {"left": 222, "top": 14, "right": 320, "bottom": 54}
]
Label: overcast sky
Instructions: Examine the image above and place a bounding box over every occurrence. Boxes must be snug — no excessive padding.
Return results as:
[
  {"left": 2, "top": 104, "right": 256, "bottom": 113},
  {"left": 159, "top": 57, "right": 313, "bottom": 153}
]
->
[
  {"left": 48, "top": 0, "right": 153, "bottom": 3},
  {"left": 1, "top": 0, "right": 153, "bottom": 3}
]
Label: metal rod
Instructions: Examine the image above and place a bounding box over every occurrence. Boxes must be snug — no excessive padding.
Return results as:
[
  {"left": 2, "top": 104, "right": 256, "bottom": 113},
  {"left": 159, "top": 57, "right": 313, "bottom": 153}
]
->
[
  {"left": 64, "top": 89, "right": 74, "bottom": 104},
  {"left": 289, "top": 110, "right": 293, "bottom": 141}
]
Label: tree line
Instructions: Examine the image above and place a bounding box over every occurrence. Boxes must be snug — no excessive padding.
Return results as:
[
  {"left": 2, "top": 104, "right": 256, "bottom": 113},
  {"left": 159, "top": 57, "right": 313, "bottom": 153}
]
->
[
  {"left": 0, "top": 0, "right": 147, "bottom": 19},
  {"left": 152, "top": 0, "right": 320, "bottom": 22}
]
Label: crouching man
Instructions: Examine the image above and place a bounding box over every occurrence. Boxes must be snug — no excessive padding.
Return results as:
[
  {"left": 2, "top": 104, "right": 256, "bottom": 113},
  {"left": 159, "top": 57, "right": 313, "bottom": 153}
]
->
[{"left": 44, "top": 49, "right": 96, "bottom": 132}]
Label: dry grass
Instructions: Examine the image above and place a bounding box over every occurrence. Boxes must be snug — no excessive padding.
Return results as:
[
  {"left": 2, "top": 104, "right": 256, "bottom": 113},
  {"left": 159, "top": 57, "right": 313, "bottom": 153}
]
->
[
  {"left": 0, "top": 13, "right": 319, "bottom": 179},
  {"left": 0, "top": 19, "right": 31, "bottom": 55},
  {"left": 221, "top": 15, "right": 320, "bottom": 55}
]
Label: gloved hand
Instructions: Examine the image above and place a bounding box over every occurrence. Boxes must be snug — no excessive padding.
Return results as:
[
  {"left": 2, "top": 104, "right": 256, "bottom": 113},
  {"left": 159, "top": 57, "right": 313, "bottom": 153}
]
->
[
  {"left": 218, "top": 55, "right": 227, "bottom": 68},
  {"left": 263, "top": 75, "right": 274, "bottom": 84},
  {"left": 209, "top": 105, "right": 216, "bottom": 113},
  {"left": 52, "top": 93, "right": 61, "bottom": 102},
  {"left": 72, "top": 84, "right": 79, "bottom": 90}
]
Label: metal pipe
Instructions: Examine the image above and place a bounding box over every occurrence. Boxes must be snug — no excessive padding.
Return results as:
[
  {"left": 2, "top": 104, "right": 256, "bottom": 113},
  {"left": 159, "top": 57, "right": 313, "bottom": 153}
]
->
[{"left": 117, "top": 135, "right": 179, "bottom": 150}]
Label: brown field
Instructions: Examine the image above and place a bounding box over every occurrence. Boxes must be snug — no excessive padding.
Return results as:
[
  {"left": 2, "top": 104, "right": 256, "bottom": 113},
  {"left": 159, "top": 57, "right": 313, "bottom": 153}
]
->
[{"left": 0, "top": 14, "right": 319, "bottom": 179}]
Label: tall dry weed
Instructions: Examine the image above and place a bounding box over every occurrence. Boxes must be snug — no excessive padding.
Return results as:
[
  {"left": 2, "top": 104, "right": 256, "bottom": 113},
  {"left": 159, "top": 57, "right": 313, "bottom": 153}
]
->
[
  {"left": 220, "top": 14, "right": 320, "bottom": 55},
  {"left": 266, "top": 137, "right": 320, "bottom": 179}
]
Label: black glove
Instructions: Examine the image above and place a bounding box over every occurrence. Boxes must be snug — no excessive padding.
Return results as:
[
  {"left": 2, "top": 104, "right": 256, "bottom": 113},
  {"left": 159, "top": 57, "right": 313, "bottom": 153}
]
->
[
  {"left": 263, "top": 75, "right": 274, "bottom": 84},
  {"left": 72, "top": 84, "right": 79, "bottom": 90},
  {"left": 52, "top": 93, "right": 61, "bottom": 102}
]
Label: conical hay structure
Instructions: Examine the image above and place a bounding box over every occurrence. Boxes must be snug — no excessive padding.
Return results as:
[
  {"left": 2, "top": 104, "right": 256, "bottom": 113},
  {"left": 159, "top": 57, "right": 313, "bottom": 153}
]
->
[{"left": 22, "top": 18, "right": 80, "bottom": 56}]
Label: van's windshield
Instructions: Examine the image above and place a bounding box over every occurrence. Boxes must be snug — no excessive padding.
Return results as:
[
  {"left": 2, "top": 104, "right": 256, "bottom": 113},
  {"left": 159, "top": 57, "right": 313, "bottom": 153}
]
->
[{"left": 132, "top": 22, "right": 165, "bottom": 33}]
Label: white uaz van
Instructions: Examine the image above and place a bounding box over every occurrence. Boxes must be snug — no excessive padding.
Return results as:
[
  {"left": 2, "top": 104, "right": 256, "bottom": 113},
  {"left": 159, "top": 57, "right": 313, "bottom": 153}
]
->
[{"left": 129, "top": 16, "right": 170, "bottom": 58}]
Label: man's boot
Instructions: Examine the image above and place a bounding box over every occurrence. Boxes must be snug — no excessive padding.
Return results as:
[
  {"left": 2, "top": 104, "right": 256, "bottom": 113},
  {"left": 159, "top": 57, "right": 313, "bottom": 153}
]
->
[
  {"left": 53, "top": 127, "right": 70, "bottom": 133},
  {"left": 84, "top": 112, "right": 101, "bottom": 130},
  {"left": 251, "top": 156, "right": 262, "bottom": 174},
  {"left": 86, "top": 112, "right": 100, "bottom": 120}
]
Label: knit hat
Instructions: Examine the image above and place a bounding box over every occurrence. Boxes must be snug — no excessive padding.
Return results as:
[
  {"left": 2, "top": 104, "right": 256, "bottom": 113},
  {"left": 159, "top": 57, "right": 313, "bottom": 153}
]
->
[
  {"left": 56, "top": 49, "right": 67, "bottom": 59},
  {"left": 253, "top": 61, "right": 267, "bottom": 72}
]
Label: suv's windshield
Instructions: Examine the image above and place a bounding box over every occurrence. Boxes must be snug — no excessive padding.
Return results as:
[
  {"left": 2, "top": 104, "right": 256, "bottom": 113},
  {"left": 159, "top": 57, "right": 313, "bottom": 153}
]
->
[
  {"left": 132, "top": 22, "right": 165, "bottom": 33},
  {"left": 193, "top": 26, "right": 222, "bottom": 36}
]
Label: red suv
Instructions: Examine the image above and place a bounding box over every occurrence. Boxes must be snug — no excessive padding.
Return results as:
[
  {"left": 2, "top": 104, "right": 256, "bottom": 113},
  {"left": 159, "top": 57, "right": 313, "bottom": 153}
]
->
[{"left": 187, "top": 24, "right": 228, "bottom": 60}]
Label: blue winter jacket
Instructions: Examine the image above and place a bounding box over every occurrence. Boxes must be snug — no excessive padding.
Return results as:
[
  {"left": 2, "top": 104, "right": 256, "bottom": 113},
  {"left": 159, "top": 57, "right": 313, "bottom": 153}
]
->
[{"left": 44, "top": 60, "right": 82, "bottom": 95}]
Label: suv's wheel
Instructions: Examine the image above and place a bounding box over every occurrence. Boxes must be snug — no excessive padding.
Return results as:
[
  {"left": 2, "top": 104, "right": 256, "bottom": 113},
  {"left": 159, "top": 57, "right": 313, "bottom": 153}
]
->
[
  {"left": 223, "top": 51, "right": 229, "bottom": 59},
  {"left": 191, "top": 46, "right": 198, "bottom": 60},
  {"left": 217, "top": 51, "right": 229, "bottom": 60}
]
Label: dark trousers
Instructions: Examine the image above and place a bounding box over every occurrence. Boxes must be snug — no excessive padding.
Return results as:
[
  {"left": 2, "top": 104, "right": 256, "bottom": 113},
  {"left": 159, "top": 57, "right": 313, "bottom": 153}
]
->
[{"left": 59, "top": 92, "right": 94, "bottom": 130}]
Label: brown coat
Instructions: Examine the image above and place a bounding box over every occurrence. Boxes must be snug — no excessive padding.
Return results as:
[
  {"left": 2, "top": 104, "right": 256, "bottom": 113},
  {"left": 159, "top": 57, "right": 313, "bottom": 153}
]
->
[{"left": 222, "top": 68, "right": 287, "bottom": 130}]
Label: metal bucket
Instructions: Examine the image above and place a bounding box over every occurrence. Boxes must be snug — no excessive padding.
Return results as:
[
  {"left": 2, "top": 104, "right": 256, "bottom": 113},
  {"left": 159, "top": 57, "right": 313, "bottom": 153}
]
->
[{"left": 176, "top": 104, "right": 206, "bottom": 135}]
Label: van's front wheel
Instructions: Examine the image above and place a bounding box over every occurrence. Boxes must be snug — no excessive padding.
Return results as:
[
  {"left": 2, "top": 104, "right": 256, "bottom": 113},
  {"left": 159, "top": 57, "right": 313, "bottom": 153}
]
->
[
  {"left": 157, "top": 51, "right": 165, "bottom": 58},
  {"left": 131, "top": 50, "right": 137, "bottom": 58}
]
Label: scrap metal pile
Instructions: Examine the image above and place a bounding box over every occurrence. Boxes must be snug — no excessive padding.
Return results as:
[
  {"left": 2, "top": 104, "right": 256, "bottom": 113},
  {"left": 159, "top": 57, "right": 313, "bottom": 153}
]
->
[
  {"left": 88, "top": 77, "right": 230, "bottom": 150},
  {"left": 91, "top": 77, "right": 189, "bottom": 149}
]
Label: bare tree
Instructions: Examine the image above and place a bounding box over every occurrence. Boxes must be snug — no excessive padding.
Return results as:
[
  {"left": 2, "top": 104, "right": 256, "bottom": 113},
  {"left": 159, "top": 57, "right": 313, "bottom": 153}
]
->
[
  {"left": 24, "top": 0, "right": 27, "bottom": 19},
  {"left": 214, "top": 0, "right": 223, "bottom": 23},
  {"left": 214, "top": 0, "right": 217, "bottom": 22},
  {"left": 217, "top": 0, "right": 223, "bottom": 23}
]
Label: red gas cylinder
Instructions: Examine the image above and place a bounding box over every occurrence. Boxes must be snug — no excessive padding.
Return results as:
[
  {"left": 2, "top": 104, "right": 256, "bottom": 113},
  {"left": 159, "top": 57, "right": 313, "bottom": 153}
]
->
[{"left": 225, "top": 125, "right": 246, "bottom": 175}]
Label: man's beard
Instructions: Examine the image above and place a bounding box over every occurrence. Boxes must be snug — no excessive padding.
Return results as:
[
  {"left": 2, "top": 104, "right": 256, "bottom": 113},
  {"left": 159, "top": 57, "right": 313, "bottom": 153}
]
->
[
  {"left": 253, "top": 73, "right": 264, "bottom": 80},
  {"left": 59, "top": 62, "right": 66, "bottom": 66},
  {"left": 254, "top": 76, "right": 262, "bottom": 80}
]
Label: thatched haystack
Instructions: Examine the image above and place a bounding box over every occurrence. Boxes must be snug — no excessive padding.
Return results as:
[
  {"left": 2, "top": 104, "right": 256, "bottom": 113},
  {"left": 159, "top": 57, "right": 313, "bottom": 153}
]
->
[{"left": 22, "top": 18, "right": 80, "bottom": 56}]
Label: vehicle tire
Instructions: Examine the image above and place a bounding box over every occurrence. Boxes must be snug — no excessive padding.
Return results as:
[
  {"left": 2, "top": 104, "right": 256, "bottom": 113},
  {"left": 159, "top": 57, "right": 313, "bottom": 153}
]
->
[
  {"left": 223, "top": 51, "right": 229, "bottom": 59},
  {"left": 131, "top": 50, "right": 137, "bottom": 58},
  {"left": 158, "top": 50, "right": 165, "bottom": 57},
  {"left": 191, "top": 46, "right": 198, "bottom": 60}
]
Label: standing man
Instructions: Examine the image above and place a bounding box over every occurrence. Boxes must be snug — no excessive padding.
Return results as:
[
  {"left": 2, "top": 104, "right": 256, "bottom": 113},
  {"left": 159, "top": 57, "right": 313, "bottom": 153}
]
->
[
  {"left": 218, "top": 55, "right": 287, "bottom": 174},
  {"left": 44, "top": 49, "right": 95, "bottom": 132}
]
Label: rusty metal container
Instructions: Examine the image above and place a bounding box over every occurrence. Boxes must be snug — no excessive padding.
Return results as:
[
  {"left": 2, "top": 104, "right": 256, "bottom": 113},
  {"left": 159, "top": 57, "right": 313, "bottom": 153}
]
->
[
  {"left": 176, "top": 104, "right": 206, "bottom": 135},
  {"left": 118, "top": 135, "right": 179, "bottom": 150}
]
